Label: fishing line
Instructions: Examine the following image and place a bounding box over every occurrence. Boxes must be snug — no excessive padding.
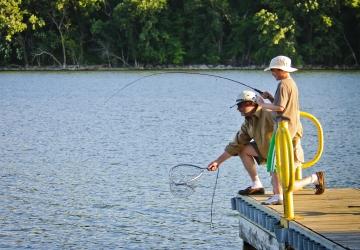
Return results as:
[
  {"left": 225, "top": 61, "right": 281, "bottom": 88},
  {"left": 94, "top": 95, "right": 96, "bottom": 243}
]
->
[
  {"left": 103, "top": 71, "right": 263, "bottom": 105},
  {"left": 169, "top": 163, "right": 220, "bottom": 229},
  {"left": 210, "top": 168, "right": 220, "bottom": 229},
  {"left": 83, "top": 71, "right": 247, "bottom": 162},
  {"left": 86, "top": 72, "right": 245, "bottom": 227}
]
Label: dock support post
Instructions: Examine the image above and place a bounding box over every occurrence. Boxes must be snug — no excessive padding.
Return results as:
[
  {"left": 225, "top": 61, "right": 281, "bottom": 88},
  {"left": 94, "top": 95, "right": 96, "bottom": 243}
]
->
[{"left": 238, "top": 216, "right": 284, "bottom": 250}]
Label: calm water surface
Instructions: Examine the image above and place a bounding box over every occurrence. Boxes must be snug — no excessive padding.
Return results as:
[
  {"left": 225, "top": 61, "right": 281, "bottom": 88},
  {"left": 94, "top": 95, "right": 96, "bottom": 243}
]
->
[{"left": 1, "top": 70, "right": 359, "bottom": 249}]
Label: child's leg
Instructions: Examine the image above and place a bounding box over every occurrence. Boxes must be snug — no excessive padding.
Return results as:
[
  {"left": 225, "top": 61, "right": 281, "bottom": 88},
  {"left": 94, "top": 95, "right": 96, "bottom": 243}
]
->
[
  {"left": 294, "top": 172, "right": 325, "bottom": 194},
  {"left": 294, "top": 173, "right": 316, "bottom": 190},
  {"left": 262, "top": 172, "right": 283, "bottom": 205},
  {"left": 271, "top": 172, "right": 282, "bottom": 195}
]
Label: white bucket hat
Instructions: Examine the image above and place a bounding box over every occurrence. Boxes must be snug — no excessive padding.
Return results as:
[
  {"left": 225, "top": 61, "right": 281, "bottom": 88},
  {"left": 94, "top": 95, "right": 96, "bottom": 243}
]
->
[{"left": 264, "top": 55, "right": 298, "bottom": 72}]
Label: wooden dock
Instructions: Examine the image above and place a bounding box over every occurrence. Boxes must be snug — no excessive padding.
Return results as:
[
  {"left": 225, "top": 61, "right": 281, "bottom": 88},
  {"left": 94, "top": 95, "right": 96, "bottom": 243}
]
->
[{"left": 231, "top": 188, "right": 360, "bottom": 250}]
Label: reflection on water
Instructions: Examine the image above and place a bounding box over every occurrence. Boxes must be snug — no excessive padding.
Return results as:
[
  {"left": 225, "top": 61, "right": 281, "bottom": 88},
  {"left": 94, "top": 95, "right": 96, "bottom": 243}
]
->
[{"left": 1, "top": 70, "right": 359, "bottom": 248}]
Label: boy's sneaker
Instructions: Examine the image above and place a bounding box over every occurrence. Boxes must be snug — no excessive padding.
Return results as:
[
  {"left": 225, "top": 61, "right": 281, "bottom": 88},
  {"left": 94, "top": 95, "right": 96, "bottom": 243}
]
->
[{"left": 262, "top": 195, "right": 283, "bottom": 205}]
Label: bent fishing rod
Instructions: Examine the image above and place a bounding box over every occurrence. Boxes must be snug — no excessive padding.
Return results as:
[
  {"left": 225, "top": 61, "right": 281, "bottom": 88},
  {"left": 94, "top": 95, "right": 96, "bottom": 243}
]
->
[{"left": 103, "top": 71, "right": 264, "bottom": 105}]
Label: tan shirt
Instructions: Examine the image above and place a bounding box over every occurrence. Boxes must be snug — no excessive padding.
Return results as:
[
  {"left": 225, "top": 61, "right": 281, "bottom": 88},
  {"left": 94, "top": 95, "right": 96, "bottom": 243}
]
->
[
  {"left": 273, "top": 78, "right": 304, "bottom": 162},
  {"left": 225, "top": 106, "right": 274, "bottom": 160},
  {"left": 273, "top": 78, "right": 303, "bottom": 139}
]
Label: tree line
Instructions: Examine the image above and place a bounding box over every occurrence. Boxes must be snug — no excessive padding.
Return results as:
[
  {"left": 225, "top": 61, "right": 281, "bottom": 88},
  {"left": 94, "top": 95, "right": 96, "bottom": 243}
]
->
[{"left": 0, "top": 0, "right": 359, "bottom": 68}]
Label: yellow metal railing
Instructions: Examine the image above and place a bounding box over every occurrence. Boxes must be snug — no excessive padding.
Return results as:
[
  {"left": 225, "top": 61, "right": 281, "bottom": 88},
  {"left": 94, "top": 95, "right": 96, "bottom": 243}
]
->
[
  {"left": 295, "top": 112, "right": 324, "bottom": 179},
  {"left": 275, "top": 112, "right": 324, "bottom": 220},
  {"left": 275, "top": 121, "right": 295, "bottom": 220},
  {"left": 300, "top": 111, "right": 324, "bottom": 169}
]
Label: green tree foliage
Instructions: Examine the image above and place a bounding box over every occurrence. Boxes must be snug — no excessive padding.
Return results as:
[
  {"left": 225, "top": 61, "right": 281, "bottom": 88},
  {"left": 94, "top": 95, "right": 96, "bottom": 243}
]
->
[
  {"left": 292, "top": 0, "right": 341, "bottom": 65},
  {"left": 91, "top": 0, "right": 185, "bottom": 66},
  {"left": 0, "top": 0, "right": 359, "bottom": 67},
  {"left": 222, "top": 1, "right": 260, "bottom": 65},
  {"left": 0, "top": 0, "right": 45, "bottom": 64},
  {"left": 0, "top": 0, "right": 27, "bottom": 41},
  {"left": 341, "top": 0, "right": 360, "bottom": 64},
  {"left": 179, "top": 0, "right": 229, "bottom": 64},
  {"left": 253, "top": 8, "right": 296, "bottom": 64}
]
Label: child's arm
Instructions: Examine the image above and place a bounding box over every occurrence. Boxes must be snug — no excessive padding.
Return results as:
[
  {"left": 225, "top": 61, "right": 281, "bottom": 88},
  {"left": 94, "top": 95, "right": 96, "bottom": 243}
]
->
[{"left": 257, "top": 95, "right": 284, "bottom": 112}]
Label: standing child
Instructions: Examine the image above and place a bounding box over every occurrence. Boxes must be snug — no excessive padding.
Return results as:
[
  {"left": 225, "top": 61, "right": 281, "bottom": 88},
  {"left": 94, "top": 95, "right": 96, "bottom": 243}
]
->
[{"left": 257, "top": 55, "right": 325, "bottom": 205}]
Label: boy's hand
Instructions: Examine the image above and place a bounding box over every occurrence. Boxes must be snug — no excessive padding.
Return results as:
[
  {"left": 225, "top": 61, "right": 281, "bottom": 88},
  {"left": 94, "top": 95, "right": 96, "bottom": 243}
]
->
[{"left": 260, "top": 91, "right": 274, "bottom": 102}]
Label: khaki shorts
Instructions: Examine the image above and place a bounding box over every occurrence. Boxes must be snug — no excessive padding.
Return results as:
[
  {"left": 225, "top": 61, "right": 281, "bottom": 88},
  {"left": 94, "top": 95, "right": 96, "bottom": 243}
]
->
[
  {"left": 293, "top": 136, "right": 304, "bottom": 163},
  {"left": 249, "top": 141, "right": 266, "bottom": 165}
]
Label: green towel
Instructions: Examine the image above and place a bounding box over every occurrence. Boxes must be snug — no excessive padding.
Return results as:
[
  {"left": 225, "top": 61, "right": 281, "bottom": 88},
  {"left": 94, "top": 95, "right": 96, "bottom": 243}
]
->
[{"left": 266, "top": 133, "right": 276, "bottom": 173}]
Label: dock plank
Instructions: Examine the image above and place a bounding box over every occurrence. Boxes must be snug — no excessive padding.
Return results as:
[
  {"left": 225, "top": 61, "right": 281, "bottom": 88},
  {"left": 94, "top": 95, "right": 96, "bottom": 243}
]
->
[{"left": 249, "top": 188, "right": 360, "bottom": 249}]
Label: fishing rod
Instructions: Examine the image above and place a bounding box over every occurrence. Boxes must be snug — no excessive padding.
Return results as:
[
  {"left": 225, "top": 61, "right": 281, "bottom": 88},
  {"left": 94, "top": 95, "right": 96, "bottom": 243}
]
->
[{"left": 103, "top": 71, "right": 264, "bottom": 105}]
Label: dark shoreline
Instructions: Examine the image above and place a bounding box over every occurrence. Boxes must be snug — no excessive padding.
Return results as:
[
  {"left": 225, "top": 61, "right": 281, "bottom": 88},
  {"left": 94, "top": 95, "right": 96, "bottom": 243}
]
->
[{"left": 0, "top": 64, "right": 359, "bottom": 71}]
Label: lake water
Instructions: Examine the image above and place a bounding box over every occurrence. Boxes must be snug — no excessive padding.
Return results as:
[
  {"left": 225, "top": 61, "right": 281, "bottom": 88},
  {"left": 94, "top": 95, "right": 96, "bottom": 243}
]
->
[{"left": 1, "top": 70, "right": 359, "bottom": 249}]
